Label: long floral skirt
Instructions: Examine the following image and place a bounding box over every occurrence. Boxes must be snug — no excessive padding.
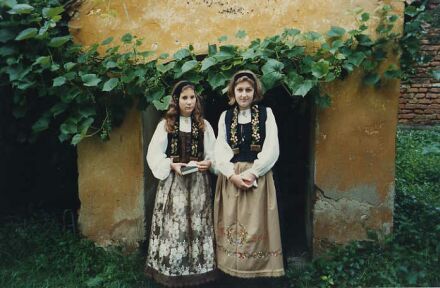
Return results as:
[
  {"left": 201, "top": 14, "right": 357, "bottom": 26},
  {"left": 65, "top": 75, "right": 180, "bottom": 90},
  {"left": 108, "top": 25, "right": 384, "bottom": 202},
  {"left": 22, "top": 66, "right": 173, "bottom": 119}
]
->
[
  {"left": 214, "top": 162, "right": 285, "bottom": 278},
  {"left": 145, "top": 171, "right": 218, "bottom": 287}
]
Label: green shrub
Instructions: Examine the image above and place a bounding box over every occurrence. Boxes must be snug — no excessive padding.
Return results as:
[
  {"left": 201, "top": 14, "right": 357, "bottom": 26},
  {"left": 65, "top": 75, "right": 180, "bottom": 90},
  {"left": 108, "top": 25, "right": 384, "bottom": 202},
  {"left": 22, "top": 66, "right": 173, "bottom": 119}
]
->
[{"left": 396, "top": 128, "right": 440, "bottom": 206}]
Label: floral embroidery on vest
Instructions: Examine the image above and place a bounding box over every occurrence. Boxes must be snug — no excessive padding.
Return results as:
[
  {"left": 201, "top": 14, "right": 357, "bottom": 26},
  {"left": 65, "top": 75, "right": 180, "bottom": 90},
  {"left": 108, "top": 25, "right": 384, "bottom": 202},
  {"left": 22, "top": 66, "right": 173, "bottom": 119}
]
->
[
  {"left": 169, "top": 116, "right": 200, "bottom": 162},
  {"left": 229, "top": 104, "right": 262, "bottom": 155}
]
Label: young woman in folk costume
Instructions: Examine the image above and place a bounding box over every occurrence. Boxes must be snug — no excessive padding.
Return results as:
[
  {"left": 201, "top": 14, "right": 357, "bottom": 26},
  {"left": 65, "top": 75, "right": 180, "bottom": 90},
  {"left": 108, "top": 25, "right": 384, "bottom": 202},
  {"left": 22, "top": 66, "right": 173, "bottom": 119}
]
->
[
  {"left": 214, "top": 70, "right": 285, "bottom": 278},
  {"left": 145, "top": 81, "right": 218, "bottom": 286}
]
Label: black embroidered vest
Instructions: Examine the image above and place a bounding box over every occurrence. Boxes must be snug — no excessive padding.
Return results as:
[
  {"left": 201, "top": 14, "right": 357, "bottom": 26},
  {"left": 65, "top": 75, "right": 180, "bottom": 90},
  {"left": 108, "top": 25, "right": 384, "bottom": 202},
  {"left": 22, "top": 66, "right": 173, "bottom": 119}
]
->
[
  {"left": 165, "top": 131, "right": 204, "bottom": 163},
  {"left": 225, "top": 105, "right": 267, "bottom": 163}
]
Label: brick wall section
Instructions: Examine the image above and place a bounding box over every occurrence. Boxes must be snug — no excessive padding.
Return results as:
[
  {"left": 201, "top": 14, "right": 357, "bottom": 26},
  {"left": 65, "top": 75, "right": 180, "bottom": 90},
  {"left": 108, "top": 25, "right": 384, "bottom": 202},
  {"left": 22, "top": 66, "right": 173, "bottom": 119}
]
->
[{"left": 399, "top": 1, "right": 440, "bottom": 125}]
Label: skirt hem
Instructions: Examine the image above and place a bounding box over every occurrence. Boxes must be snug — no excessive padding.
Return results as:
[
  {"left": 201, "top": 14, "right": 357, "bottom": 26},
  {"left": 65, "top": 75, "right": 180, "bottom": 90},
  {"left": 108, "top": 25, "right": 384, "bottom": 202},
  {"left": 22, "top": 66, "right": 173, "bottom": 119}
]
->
[
  {"left": 145, "top": 266, "right": 219, "bottom": 287},
  {"left": 218, "top": 264, "right": 285, "bottom": 278}
]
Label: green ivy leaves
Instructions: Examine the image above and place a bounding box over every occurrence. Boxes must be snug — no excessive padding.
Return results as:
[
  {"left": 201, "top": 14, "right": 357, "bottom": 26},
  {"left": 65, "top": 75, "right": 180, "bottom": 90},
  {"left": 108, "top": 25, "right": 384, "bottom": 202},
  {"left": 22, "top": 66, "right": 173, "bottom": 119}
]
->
[
  {"left": 311, "top": 60, "right": 330, "bottom": 79},
  {"left": 201, "top": 57, "right": 217, "bottom": 71},
  {"left": 207, "top": 71, "right": 228, "bottom": 90},
  {"left": 261, "top": 59, "right": 285, "bottom": 90},
  {"left": 0, "top": 1, "right": 431, "bottom": 145},
  {"left": 15, "top": 28, "right": 37, "bottom": 40},
  {"left": 42, "top": 6, "right": 64, "bottom": 19},
  {"left": 153, "top": 95, "right": 171, "bottom": 111},
  {"left": 81, "top": 74, "right": 101, "bottom": 87},
  {"left": 102, "top": 78, "right": 119, "bottom": 92},
  {"left": 294, "top": 80, "right": 314, "bottom": 97},
  {"left": 173, "top": 48, "right": 191, "bottom": 61},
  {"left": 32, "top": 113, "right": 51, "bottom": 133},
  {"left": 327, "top": 26, "right": 346, "bottom": 38},
  {"left": 53, "top": 76, "right": 66, "bottom": 87},
  {"left": 48, "top": 36, "right": 71, "bottom": 48},
  {"left": 180, "top": 60, "right": 198, "bottom": 74},
  {"left": 7, "top": 3, "right": 34, "bottom": 14}
]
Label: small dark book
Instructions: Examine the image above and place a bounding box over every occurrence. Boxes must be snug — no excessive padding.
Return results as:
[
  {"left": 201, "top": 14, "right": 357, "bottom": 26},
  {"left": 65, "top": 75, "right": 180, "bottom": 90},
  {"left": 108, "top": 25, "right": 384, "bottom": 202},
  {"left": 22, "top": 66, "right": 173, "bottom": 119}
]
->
[{"left": 181, "top": 162, "right": 198, "bottom": 175}]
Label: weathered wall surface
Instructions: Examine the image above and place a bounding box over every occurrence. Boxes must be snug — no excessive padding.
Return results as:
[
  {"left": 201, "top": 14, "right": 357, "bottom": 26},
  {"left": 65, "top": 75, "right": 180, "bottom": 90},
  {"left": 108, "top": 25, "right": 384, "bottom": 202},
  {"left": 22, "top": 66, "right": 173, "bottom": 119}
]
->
[
  {"left": 71, "top": 0, "right": 402, "bottom": 252},
  {"left": 77, "top": 109, "right": 144, "bottom": 247},
  {"left": 69, "top": 0, "right": 381, "bottom": 56},
  {"left": 314, "top": 68, "right": 400, "bottom": 253}
]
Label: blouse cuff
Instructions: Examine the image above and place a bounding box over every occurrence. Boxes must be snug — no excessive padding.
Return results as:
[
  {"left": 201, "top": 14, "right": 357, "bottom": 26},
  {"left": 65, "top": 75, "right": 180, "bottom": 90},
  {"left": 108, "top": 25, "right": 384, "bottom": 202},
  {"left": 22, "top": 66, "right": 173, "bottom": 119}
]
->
[
  {"left": 246, "top": 168, "right": 259, "bottom": 178},
  {"left": 153, "top": 157, "right": 172, "bottom": 180}
]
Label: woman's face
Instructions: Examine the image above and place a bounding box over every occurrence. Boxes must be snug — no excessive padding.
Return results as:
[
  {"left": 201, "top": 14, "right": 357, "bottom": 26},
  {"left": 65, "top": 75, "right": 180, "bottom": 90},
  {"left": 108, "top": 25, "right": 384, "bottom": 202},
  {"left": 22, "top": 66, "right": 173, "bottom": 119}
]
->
[
  {"left": 179, "top": 87, "right": 196, "bottom": 117},
  {"left": 234, "top": 81, "right": 254, "bottom": 110}
]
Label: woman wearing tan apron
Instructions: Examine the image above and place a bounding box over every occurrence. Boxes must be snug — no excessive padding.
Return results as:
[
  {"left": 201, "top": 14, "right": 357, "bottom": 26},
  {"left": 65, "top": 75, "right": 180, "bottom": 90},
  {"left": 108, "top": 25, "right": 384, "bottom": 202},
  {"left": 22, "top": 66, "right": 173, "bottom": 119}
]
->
[{"left": 214, "top": 70, "right": 284, "bottom": 278}]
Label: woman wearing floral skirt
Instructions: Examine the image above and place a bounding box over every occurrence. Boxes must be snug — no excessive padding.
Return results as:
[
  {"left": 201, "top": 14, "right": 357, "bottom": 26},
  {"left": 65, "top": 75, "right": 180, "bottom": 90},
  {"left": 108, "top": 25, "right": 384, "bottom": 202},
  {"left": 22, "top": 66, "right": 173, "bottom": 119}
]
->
[{"left": 145, "top": 81, "right": 218, "bottom": 286}]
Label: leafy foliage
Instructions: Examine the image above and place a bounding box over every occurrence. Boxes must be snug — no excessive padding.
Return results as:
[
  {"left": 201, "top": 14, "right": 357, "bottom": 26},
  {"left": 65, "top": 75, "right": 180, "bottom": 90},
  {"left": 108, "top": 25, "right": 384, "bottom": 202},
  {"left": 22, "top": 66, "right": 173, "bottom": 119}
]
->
[
  {"left": 399, "top": 2, "right": 434, "bottom": 80},
  {"left": 0, "top": 1, "right": 433, "bottom": 145}
]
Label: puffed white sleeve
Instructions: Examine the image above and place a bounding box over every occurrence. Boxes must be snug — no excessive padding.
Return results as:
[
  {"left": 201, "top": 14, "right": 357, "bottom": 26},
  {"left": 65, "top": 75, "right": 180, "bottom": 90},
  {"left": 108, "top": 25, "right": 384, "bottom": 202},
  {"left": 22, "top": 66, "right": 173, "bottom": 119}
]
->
[
  {"left": 203, "top": 119, "right": 218, "bottom": 174},
  {"left": 247, "top": 107, "right": 279, "bottom": 178},
  {"left": 214, "top": 111, "right": 235, "bottom": 178},
  {"left": 146, "top": 119, "right": 172, "bottom": 180}
]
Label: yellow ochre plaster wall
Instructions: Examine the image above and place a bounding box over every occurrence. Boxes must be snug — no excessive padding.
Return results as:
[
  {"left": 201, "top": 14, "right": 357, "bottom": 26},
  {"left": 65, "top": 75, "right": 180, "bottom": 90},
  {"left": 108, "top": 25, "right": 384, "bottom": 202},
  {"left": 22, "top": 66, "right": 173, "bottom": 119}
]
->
[
  {"left": 70, "top": 0, "right": 403, "bottom": 253},
  {"left": 69, "top": 0, "right": 383, "bottom": 56},
  {"left": 313, "top": 68, "right": 400, "bottom": 253},
  {"left": 77, "top": 109, "right": 144, "bottom": 247}
]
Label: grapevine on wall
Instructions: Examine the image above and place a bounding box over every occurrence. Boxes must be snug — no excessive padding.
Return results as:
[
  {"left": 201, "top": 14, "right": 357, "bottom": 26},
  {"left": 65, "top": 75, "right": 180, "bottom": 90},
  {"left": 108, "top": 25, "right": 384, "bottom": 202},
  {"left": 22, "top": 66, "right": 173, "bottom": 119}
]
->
[{"left": 0, "top": 1, "right": 436, "bottom": 144}]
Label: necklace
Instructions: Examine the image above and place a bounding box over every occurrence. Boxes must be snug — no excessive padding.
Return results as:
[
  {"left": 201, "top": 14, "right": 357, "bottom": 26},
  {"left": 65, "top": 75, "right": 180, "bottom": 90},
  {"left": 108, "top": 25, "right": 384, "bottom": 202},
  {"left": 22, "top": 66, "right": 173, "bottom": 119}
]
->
[{"left": 240, "top": 124, "right": 245, "bottom": 143}]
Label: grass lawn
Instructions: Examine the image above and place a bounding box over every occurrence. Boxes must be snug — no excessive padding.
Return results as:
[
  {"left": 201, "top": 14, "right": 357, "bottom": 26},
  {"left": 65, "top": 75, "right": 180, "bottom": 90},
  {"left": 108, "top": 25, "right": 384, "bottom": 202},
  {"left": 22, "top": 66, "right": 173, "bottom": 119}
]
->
[
  {"left": 395, "top": 128, "right": 440, "bottom": 206},
  {"left": 1, "top": 127, "right": 439, "bottom": 288}
]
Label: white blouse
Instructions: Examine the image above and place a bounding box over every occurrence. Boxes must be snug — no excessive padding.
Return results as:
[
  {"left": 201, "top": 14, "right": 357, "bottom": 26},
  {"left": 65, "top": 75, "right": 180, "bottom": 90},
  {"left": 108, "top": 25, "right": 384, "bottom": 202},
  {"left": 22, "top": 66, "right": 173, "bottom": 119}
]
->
[
  {"left": 147, "top": 117, "right": 216, "bottom": 180},
  {"left": 215, "top": 107, "right": 279, "bottom": 179}
]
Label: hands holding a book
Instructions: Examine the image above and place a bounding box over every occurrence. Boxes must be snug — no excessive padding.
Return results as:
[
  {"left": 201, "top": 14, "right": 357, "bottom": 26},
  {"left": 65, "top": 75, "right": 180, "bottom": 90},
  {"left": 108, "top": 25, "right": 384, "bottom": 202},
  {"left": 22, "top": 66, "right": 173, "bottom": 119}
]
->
[
  {"left": 171, "top": 160, "right": 212, "bottom": 176},
  {"left": 170, "top": 162, "right": 187, "bottom": 176},
  {"left": 229, "top": 172, "right": 257, "bottom": 190}
]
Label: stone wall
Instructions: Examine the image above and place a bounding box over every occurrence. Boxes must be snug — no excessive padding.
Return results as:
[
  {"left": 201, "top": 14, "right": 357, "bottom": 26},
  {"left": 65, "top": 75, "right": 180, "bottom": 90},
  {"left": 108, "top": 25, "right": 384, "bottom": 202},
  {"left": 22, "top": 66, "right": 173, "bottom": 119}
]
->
[{"left": 399, "top": 1, "right": 440, "bottom": 125}]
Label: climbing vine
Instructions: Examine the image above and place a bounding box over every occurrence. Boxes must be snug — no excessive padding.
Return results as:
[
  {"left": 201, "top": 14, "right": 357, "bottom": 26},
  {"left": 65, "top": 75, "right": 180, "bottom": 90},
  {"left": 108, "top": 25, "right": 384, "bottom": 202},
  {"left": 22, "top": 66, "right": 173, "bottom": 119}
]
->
[
  {"left": 400, "top": 0, "right": 438, "bottom": 79},
  {"left": 0, "top": 0, "right": 436, "bottom": 145}
]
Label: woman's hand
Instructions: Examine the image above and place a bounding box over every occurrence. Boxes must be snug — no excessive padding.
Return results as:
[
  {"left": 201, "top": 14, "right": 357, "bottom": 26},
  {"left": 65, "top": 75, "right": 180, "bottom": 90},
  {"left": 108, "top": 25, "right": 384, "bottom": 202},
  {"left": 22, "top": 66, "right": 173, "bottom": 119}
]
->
[
  {"left": 170, "top": 162, "right": 187, "bottom": 176},
  {"left": 229, "top": 174, "right": 252, "bottom": 190},
  {"left": 241, "top": 172, "right": 256, "bottom": 186},
  {"left": 196, "top": 160, "right": 211, "bottom": 172}
]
